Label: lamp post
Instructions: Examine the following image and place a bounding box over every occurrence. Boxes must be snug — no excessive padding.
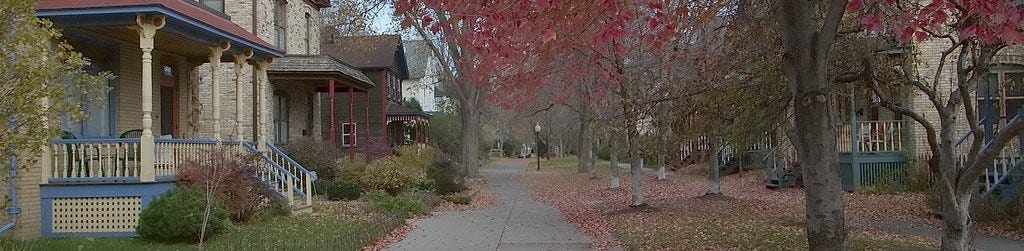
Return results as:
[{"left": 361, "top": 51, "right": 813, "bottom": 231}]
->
[{"left": 535, "top": 123, "right": 541, "bottom": 171}]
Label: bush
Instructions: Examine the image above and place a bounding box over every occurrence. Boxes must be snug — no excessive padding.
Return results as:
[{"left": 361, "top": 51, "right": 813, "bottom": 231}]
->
[
  {"left": 177, "top": 149, "right": 278, "bottom": 223},
  {"left": 407, "top": 190, "right": 443, "bottom": 208},
  {"left": 413, "top": 177, "right": 435, "bottom": 192},
  {"left": 364, "top": 193, "right": 427, "bottom": 218},
  {"left": 396, "top": 145, "right": 438, "bottom": 170},
  {"left": 137, "top": 187, "right": 231, "bottom": 243},
  {"left": 338, "top": 153, "right": 368, "bottom": 183},
  {"left": 360, "top": 156, "right": 421, "bottom": 195},
  {"left": 426, "top": 158, "right": 465, "bottom": 195},
  {"left": 282, "top": 137, "right": 344, "bottom": 180},
  {"left": 316, "top": 179, "right": 362, "bottom": 201}
]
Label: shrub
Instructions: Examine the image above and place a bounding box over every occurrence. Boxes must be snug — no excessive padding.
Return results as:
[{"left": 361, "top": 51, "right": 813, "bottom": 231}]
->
[
  {"left": 407, "top": 190, "right": 442, "bottom": 208},
  {"left": 177, "top": 149, "right": 279, "bottom": 223},
  {"left": 364, "top": 193, "right": 427, "bottom": 218},
  {"left": 338, "top": 153, "right": 368, "bottom": 183},
  {"left": 413, "top": 177, "right": 435, "bottom": 192},
  {"left": 316, "top": 179, "right": 362, "bottom": 201},
  {"left": 360, "top": 156, "right": 421, "bottom": 195},
  {"left": 396, "top": 145, "right": 438, "bottom": 170},
  {"left": 426, "top": 158, "right": 465, "bottom": 195},
  {"left": 137, "top": 187, "right": 231, "bottom": 243},
  {"left": 282, "top": 137, "right": 344, "bottom": 180}
]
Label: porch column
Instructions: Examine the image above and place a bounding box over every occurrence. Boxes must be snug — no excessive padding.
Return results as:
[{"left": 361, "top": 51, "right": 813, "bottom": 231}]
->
[
  {"left": 252, "top": 58, "right": 274, "bottom": 151},
  {"left": 233, "top": 49, "right": 253, "bottom": 142},
  {"left": 137, "top": 15, "right": 165, "bottom": 182},
  {"left": 348, "top": 87, "right": 354, "bottom": 158},
  {"left": 209, "top": 41, "right": 230, "bottom": 143},
  {"left": 329, "top": 80, "right": 336, "bottom": 144}
]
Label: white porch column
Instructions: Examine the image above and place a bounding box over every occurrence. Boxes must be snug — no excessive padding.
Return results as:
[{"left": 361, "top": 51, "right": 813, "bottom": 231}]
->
[
  {"left": 136, "top": 15, "right": 164, "bottom": 182},
  {"left": 209, "top": 41, "right": 230, "bottom": 143},
  {"left": 252, "top": 58, "right": 274, "bottom": 151},
  {"left": 233, "top": 49, "right": 253, "bottom": 142}
]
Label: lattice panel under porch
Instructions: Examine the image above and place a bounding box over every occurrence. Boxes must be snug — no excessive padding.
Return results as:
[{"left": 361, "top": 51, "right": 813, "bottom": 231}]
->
[{"left": 51, "top": 197, "right": 141, "bottom": 233}]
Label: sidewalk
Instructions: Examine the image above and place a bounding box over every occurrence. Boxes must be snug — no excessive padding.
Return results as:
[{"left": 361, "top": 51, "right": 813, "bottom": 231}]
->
[{"left": 388, "top": 159, "right": 593, "bottom": 251}]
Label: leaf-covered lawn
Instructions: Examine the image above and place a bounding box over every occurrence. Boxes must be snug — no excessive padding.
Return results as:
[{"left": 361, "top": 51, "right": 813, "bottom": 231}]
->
[
  {"left": 524, "top": 161, "right": 943, "bottom": 250},
  {"left": 2, "top": 203, "right": 401, "bottom": 251}
]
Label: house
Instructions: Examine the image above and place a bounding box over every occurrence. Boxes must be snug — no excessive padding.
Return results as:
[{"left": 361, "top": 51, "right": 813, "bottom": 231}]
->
[
  {"left": 320, "top": 35, "right": 432, "bottom": 151},
  {"left": 3, "top": 0, "right": 375, "bottom": 239},
  {"left": 401, "top": 40, "right": 442, "bottom": 113}
]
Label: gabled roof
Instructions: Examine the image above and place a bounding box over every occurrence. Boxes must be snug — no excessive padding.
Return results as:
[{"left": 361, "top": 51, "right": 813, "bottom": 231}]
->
[
  {"left": 35, "top": 0, "right": 283, "bottom": 58},
  {"left": 403, "top": 40, "right": 434, "bottom": 79},
  {"left": 321, "top": 35, "right": 410, "bottom": 79},
  {"left": 268, "top": 55, "right": 376, "bottom": 90}
]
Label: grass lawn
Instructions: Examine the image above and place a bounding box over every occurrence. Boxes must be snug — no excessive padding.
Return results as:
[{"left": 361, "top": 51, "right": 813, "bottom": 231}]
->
[
  {"left": 2, "top": 203, "right": 401, "bottom": 251},
  {"left": 526, "top": 156, "right": 612, "bottom": 173}
]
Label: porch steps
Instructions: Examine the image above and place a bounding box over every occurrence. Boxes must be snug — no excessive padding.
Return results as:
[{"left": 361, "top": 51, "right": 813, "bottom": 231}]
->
[{"left": 241, "top": 142, "right": 318, "bottom": 214}]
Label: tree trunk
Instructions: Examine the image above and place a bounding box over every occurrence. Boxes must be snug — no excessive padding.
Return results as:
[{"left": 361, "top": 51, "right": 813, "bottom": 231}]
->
[
  {"left": 941, "top": 186, "right": 973, "bottom": 251},
  {"left": 707, "top": 140, "right": 722, "bottom": 195},
  {"left": 656, "top": 102, "right": 669, "bottom": 180},
  {"left": 459, "top": 96, "right": 480, "bottom": 178},
  {"left": 609, "top": 137, "right": 620, "bottom": 189},
  {"left": 577, "top": 103, "right": 591, "bottom": 173},
  {"left": 623, "top": 100, "right": 645, "bottom": 206},
  {"left": 780, "top": 0, "right": 848, "bottom": 249}
]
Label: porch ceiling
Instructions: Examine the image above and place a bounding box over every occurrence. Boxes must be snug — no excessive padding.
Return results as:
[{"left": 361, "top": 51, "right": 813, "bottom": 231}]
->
[
  {"left": 69, "top": 26, "right": 225, "bottom": 62},
  {"left": 35, "top": 0, "right": 283, "bottom": 60}
]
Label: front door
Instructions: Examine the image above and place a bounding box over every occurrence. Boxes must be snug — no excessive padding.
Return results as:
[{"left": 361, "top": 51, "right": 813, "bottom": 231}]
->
[{"left": 160, "top": 62, "right": 178, "bottom": 137}]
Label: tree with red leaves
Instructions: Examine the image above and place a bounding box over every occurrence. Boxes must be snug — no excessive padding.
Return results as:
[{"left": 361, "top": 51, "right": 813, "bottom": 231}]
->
[
  {"left": 397, "top": 0, "right": 729, "bottom": 207},
  {"left": 848, "top": 0, "right": 1024, "bottom": 250}
]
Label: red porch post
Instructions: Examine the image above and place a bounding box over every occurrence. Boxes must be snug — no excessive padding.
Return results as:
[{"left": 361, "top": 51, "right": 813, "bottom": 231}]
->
[{"left": 329, "top": 79, "right": 336, "bottom": 145}]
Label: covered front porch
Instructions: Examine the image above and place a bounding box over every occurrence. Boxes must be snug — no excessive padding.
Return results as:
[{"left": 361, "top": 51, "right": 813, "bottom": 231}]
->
[
  {"left": 26, "top": 0, "right": 315, "bottom": 238},
  {"left": 387, "top": 104, "right": 432, "bottom": 147}
]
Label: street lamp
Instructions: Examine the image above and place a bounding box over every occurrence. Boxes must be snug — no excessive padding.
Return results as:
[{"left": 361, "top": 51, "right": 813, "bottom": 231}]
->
[{"left": 535, "top": 123, "right": 541, "bottom": 171}]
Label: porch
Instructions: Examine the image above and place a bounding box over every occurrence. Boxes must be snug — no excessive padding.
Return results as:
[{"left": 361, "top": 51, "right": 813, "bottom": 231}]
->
[
  {"left": 24, "top": 0, "right": 316, "bottom": 238},
  {"left": 835, "top": 120, "right": 909, "bottom": 191}
]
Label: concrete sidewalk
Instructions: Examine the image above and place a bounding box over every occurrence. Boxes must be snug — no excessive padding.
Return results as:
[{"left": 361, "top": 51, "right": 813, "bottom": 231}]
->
[{"left": 388, "top": 159, "right": 593, "bottom": 251}]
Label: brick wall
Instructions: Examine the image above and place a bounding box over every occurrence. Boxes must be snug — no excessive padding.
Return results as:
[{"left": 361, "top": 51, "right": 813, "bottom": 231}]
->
[
  {"left": 908, "top": 39, "right": 1024, "bottom": 156},
  {"left": 191, "top": 0, "right": 324, "bottom": 142}
]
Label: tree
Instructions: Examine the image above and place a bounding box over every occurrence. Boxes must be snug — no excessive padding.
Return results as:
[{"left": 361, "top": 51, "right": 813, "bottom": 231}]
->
[
  {"left": 778, "top": 0, "right": 850, "bottom": 249},
  {"left": 396, "top": 0, "right": 727, "bottom": 206},
  {"left": 1, "top": 1, "right": 110, "bottom": 176},
  {"left": 849, "top": 1, "right": 1024, "bottom": 249}
]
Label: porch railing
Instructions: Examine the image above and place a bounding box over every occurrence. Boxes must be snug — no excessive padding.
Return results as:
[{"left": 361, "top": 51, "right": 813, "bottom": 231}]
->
[
  {"left": 836, "top": 120, "right": 905, "bottom": 153},
  {"left": 48, "top": 139, "right": 142, "bottom": 182},
  {"left": 242, "top": 142, "right": 314, "bottom": 207},
  {"left": 47, "top": 138, "right": 244, "bottom": 182}
]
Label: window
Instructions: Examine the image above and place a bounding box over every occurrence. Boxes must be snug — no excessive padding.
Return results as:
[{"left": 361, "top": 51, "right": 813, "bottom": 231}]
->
[
  {"left": 341, "top": 123, "right": 357, "bottom": 147},
  {"left": 978, "top": 70, "right": 1024, "bottom": 123},
  {"left": 200, "top": 0, "right": 224, "bottom": 13},
  {"left": 62, "top": 78, "right": 115, "bottom": 138},
  {"left": 273, "top": 93, "right": 289, "bottom": 144},
  {"left": 274, "top": 0, "right": 287, "bottom": 50},
  {"left": 304, "top": 13, "right": 312, "bottom": 54}
]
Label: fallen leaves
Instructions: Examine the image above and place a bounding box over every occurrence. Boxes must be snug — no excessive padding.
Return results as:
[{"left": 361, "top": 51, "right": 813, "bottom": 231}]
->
[{"left": 522, "top": 167, "right": 949, "bottom": 250}]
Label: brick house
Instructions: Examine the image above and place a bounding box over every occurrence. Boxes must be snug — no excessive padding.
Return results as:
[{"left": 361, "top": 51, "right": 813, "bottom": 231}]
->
[{"left": 2, "top": 0, "right": 381, "bottom": 238}]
